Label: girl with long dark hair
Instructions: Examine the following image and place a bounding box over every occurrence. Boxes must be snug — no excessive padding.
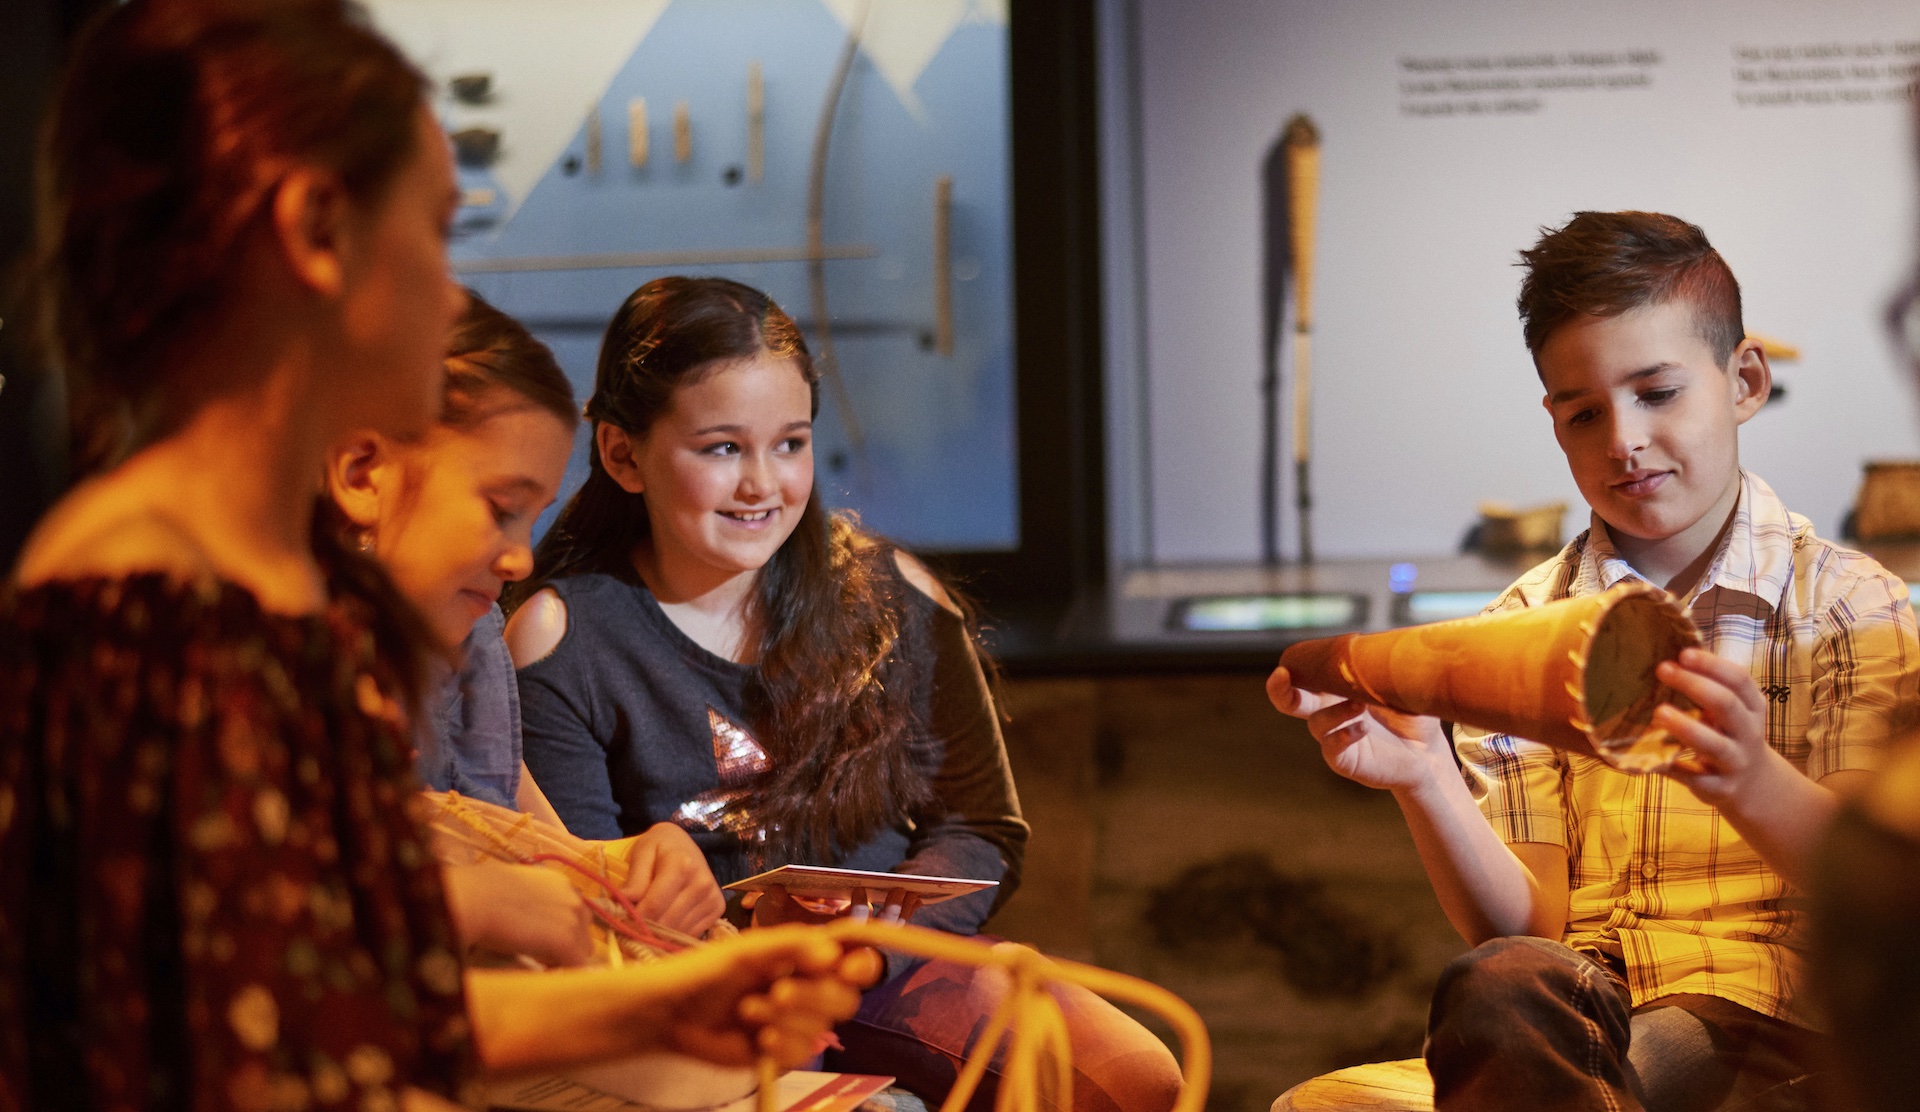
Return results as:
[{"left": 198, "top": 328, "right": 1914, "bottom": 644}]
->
[
  {"left": 507, "top": 275, "right": 1182, "bottom": 1112},
  {"left": 0, "top": 4, "right": 867, "bottom": 1108}
]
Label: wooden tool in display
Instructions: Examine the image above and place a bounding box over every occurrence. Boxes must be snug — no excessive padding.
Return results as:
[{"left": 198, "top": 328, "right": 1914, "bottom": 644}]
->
[
  {"left": 674, "top": 99, "right": 693, "bottom": 163},
  {"left": 805, "top": 1, "right": 870, "bottom": 458},
  {"left": 1280, "top": 580, "right": 1703, "bottom": 772},
  {"left": 1284, "top": 114, "right": 1320, "bottom": 564},
  {"left": 933, "top": 175, "right": 954, "bottom": 357},
  {"left": 628, "top": 97, "right": 649, "bottom": 169},
  {"left": 585, "top": 103, "right": 603, "bottom": 175},
  {"left": 1746, "top": 331, "right": 1801, "bottom": 362},
  {"left": 748, "top": 61, "right": 766, "bottom": 183}
]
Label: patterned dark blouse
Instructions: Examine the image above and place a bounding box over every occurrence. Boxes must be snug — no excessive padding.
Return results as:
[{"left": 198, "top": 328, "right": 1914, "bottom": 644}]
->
[{"left": 0, "top": 576, "right": 477, "bottom": 1111}]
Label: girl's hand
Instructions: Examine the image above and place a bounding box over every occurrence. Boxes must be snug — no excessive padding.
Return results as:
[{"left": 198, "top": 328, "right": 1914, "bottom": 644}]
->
[
  {"left": 620, "top": 822, "right": 727, "bottom": 937},
  {"left": 464, "top": 925, "right": 884, "bottom": 1074},
  {"left": 1267, "top": 665, "right": 1450, "bottom": 791},
  {"left": 1654, "top": 648, "right": 1787, "bottom": 808},
  {"left": 746, "top": 884, "right": 922, "bottom": 927},
  {"left": 648, "top": 927, "right": 882, "bottom": 1068},
  {"left": 443, "top": 860, "right": 596, "bottom": 967},
  {"left": 746, "top": 884, "right": 841, "bottom": 928}
]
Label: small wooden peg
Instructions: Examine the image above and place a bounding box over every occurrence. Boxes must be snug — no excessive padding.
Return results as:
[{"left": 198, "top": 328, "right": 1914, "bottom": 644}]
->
[
  {"left": 747, "top": 62, "right": 765, "bottom": 183},
  {"left": 584, "top": 104, "right": 602, "bottom": 174},
  {"left": 933, "top": 175, "right": 954, "bottom": 356},
  {"left": 637, "top": 97, "right": 660, "bottom": 167}
]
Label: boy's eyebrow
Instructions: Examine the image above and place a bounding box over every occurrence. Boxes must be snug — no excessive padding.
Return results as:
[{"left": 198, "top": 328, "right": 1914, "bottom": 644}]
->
[
  {"left": 690, "top": 420, "right": 813, "bottom": 436},
  {"left": 1547, "top": 363, "right": 1682, "bottom": 405}
]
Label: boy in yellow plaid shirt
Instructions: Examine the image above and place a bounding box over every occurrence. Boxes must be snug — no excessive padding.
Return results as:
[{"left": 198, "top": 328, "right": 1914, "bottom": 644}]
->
[{"left": 1270, "top": 211, "right": 1920, "bottom": 1112}]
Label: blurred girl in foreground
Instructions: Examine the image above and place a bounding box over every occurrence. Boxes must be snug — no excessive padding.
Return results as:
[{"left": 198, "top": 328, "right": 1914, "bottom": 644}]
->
[{"left": 0, "top": 3, "right": 866, "bottom": 1109}]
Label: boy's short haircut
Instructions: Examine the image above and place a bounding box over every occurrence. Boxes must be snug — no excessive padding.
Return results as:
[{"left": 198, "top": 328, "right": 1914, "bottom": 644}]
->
[{"left": 1517, "top": 211, "right": 1745, "bottom": 369}]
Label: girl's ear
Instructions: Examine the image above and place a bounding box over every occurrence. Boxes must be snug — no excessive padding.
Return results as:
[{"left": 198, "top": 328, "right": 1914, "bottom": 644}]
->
[
  {"left": 325, "top": 433, "right": 398, "bottom": 530},
  {"left": 270, "top": 167, "right": 350, "bottom": 298},
  {"left": 597, "top": 423, "right": 647, "bottom": 494}
]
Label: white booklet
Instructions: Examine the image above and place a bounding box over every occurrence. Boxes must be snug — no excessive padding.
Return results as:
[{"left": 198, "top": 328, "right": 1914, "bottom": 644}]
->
[
  {"left": 722, "top": 864, "right": 997, "bottom": 906},
  {"left": 490, "top": 1070, "right": 895, "bottom": 1112}
]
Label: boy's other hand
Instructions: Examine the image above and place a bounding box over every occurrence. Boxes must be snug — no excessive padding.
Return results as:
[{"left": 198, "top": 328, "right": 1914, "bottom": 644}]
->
[
  {"left": 1654, "top": 648, "right": 1788, "bottom": 806},
  {"left": 1268, "top": 665, "right": 1450, "bottom": 791},
  {"left": 621, "top": 822, "right": 727, "bottom": 937}
]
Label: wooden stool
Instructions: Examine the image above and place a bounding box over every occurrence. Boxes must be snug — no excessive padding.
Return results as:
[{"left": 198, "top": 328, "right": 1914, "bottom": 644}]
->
[{"left": 1271, "top": 1058, "right": 1433, "bottom": 1112}]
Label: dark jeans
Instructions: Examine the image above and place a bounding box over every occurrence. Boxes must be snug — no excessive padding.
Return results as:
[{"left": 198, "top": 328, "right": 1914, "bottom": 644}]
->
[
  {"left": 825, "top": 939, "right": 1183, "bottom": 1112},
  {"left": 1426, "top": 937, "right": 1817, "bottom": 1112}
]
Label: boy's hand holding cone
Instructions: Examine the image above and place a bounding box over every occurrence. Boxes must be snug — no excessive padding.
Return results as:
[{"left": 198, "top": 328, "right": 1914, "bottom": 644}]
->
[{"left": 1266, "top": 667, "right": 1450, "bottom": 792}]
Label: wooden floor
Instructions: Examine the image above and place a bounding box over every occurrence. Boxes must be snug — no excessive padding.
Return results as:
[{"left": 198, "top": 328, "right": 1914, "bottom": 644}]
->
[{"left": 987, "top": 675, "right": 1467, "bottom": 1112}]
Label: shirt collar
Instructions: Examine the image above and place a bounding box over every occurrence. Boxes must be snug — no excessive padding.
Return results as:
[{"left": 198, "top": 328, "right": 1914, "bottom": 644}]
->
[{"left": 1572, "top": 470, "right": 1794, "bottom": 610}]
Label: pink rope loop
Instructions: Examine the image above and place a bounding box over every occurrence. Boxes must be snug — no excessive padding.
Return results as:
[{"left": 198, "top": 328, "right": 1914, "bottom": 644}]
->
[{"left": 526, "top": 852, "right": 684, "bottom": 952}]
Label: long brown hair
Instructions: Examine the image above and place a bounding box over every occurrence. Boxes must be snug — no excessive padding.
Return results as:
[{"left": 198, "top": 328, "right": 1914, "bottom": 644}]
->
[
  {"left": 514, "top": 276, "right": 930, "bottom": 861},
  {"left": 40, "top": 0, "right": 434, "bottom": 693}
]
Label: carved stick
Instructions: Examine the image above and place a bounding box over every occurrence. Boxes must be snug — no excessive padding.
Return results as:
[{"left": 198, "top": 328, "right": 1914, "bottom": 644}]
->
[
  {"left": 934, "top": 175, "right": 954, "bottom": 357},
  {"left": 1284, "top": 114, "right": 1320, "bottom": 563},
  {"left": 627, "top": 97, "right": 648, "bottom": 169},
  {"left": 747, "top": 61, "right": 765, "bottom": 183}
]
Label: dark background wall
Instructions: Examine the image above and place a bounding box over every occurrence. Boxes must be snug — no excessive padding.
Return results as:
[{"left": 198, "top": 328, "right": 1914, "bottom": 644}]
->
[{"left": 0, "top": 0, "right": 106, "bottom": 572}]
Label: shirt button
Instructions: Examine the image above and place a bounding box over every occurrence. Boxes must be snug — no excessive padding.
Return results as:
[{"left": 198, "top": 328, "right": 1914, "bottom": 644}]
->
[{"left": 1640, "top": 861, "right": 1659, "bottom": 883}]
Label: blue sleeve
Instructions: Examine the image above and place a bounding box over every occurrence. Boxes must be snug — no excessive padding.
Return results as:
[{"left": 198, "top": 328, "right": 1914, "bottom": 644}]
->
[
  {"left": 517, "top": 649, "right": 626, "bottom": 841},
  {"left": 430, "top": 606, "right": 522, "bottom": 809}
]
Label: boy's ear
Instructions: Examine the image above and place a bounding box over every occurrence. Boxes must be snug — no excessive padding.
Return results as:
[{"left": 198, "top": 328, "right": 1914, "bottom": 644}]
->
[
  {"left": 324, "top": 433, "right": 398, "bottom": 529},
  {"left": 596, "top": 424, "right": 647, "bottom": 494},
  {"left": 1728, "top": 338, "right": 1772, "bottom": 426},
  {"left": 270, "top": 167, "right": 350, "bottom": 298}
]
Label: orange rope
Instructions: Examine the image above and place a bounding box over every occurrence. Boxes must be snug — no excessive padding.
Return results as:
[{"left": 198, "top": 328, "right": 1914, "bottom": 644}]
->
[{"left": 753, "top": 922, "right": 1211, "bottom": 1112}]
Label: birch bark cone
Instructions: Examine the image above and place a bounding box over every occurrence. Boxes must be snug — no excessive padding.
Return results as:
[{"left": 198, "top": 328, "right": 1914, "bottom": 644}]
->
[{"left": 1280, "top": 581, "right": 1702, "bottom": 772}]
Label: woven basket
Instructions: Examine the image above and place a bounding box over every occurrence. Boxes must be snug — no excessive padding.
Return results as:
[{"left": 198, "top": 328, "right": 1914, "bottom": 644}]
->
[{"left": 1855, "top": 461, "right": 1920, "bottom": 541}]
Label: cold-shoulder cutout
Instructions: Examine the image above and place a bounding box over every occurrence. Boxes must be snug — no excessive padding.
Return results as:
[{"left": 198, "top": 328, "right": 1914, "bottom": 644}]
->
[
  {"left": 892, "top": 548, "right": 962, "bottom": 617},
  {"left": 506, "top": 587, "right": 569, "bottom": 666}
]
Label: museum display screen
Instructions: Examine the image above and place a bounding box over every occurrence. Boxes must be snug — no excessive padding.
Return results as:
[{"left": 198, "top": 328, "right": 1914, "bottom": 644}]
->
[
  {"left": 367, "top": 1, "right": 1018, "bottom": 552},
  {"left": 1396, "top": 589, "right": 1505, "bottom": 626},
  {"left": 1122, "top": 0, "right": 1920, "bottom": 565},
  {"left": 1168, "top": 593, "right": 1366, "bottom": 633}
]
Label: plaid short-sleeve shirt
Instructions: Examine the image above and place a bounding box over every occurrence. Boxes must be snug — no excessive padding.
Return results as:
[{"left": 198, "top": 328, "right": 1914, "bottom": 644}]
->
[{"left": 1455, "top": 471, "right": 1920, "bottom": 1029}]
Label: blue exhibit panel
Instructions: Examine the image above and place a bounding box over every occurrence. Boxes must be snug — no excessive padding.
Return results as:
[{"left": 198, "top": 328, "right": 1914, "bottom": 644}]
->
[{"left": 453, "top": 0, "right": 1017, "bottom": 552}]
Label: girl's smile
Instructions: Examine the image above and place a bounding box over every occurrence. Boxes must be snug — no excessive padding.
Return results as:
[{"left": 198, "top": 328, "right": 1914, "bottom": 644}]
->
[{"left": 603, "top": 351, "right": 815, "bottom": 599}]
